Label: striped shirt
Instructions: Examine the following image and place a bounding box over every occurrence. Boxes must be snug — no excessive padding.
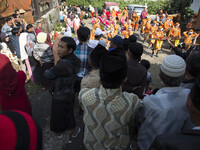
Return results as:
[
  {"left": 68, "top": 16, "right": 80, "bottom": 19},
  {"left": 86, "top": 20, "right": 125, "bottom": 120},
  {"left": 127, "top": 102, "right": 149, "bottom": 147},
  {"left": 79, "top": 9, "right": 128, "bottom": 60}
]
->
[
  {"left": 79, "top": 85, "right": 140, "bottom": 150},
  {"left": 74, "top": 43, "right": 92, "bottom": 77},
  {"left": 33, "top": 43, "right": 54, "bottom": 64}
]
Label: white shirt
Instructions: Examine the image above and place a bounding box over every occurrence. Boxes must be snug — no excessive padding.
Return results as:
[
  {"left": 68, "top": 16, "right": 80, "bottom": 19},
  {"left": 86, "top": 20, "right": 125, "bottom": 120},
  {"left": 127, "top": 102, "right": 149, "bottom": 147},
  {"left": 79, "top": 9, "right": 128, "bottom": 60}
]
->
[
  {"left": 138, "top": 86, "right": 190, "bottom": 150},
  {"left": 88, "top": 39, "right": 99, "bottom": 49}
]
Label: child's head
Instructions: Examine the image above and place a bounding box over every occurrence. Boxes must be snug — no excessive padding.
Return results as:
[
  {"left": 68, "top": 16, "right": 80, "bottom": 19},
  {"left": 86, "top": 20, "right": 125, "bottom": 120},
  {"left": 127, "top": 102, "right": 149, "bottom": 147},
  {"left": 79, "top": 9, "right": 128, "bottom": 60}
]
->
[
  {"left": 140, "top": 59, "right": 150, "bottom": 70},
  {"left": 77, "top": 26, "right": 90, "bottom": 42},
  {"left": 89, "top": 44, "right": 107, "bottom": 69},
  {"left": 11, "top": 27, "right": 20, "bottom": 36},
  {"left": 100, "top": 53, "right": 127, "bottom": 89},
  {"left": 58, "top": 37, "right": 76, "bottom": 58},
  {"left": 128, "top": 42, "right": 143, "bottom": 60},
  {"left": 129, "top": 34, "right": 137, "bottom": 43}
]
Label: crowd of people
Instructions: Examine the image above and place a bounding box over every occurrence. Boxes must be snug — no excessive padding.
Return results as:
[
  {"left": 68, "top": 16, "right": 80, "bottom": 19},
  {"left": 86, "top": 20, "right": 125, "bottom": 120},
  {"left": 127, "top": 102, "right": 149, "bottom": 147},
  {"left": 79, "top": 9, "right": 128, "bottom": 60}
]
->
[{"left": 0, "top": 4, "right": 200, "bottom": 150}]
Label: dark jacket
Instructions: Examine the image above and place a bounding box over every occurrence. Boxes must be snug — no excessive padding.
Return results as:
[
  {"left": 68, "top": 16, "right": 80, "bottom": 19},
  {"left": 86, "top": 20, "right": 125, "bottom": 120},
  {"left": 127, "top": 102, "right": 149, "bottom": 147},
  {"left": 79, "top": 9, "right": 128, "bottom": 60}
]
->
[
  {"left": 149, "top": 130, "right": 200, "bottom": 150},
  {"left": 10, "top": 35, "right": 20, "bottom": 58},
  {"left": 122, "top": 59, "right": 147, "bottom": 98},
  {"left": 1, "top": 32, "right": 16, "bottom": 55},
  {"left": 44, "top": 53, "right": 80, "bottom": 132}
]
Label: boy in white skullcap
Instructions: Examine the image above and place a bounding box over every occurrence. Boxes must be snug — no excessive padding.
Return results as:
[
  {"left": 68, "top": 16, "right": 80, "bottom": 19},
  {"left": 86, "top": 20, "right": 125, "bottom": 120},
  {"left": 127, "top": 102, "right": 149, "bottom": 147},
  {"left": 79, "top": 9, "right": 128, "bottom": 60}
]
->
[{"left": 137, "top": 55, "right": 190, "bottom": 150}]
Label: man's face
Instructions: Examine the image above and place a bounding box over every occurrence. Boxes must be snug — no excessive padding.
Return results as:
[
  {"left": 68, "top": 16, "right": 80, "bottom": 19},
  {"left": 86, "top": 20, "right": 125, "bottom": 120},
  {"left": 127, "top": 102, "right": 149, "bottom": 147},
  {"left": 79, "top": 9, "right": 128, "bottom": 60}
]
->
[
  {"left": 38, "top": 23, "right": 42, "bottom": 29},
  {"left": 7, "top": 21, "right": 12, "bottom": 27},
  {"left": 58, "top": 40, "right": 72, "bottom": 58},
  {"left": 5, "top": 36, "right": 9, "bottom": 42}
]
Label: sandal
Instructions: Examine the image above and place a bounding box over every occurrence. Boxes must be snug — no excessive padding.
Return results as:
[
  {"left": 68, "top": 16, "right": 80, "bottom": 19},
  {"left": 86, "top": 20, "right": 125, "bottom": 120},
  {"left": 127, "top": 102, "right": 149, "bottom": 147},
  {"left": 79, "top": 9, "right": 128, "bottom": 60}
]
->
[{"left": 72, "top": 127, "right": 81, "bottom": 138}]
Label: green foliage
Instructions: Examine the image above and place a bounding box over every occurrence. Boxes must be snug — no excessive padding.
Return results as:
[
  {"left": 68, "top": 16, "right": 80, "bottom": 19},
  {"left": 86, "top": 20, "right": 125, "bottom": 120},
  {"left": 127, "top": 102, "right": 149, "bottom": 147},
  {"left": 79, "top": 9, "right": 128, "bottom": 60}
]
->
[
  {"left": 54, "top": 22, "right": 65, "bottom": 32},
  {"left": 64, "top": 0, "right": 194, "bottom": 17}
]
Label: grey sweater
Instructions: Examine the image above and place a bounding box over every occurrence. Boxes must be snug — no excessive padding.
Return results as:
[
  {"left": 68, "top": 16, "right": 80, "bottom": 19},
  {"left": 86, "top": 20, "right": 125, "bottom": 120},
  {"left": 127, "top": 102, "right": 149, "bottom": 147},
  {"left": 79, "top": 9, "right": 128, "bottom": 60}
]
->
[{"left": 33, "top": 43, "right": 54, "bottom": 63}]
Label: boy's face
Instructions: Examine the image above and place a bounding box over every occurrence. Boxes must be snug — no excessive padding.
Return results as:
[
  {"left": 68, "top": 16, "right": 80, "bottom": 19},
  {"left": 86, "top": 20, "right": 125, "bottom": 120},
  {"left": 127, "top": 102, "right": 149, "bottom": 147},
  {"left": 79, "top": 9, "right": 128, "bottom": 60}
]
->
[{"left": 58, "top": 40, "right": 72, "bottom": 58}]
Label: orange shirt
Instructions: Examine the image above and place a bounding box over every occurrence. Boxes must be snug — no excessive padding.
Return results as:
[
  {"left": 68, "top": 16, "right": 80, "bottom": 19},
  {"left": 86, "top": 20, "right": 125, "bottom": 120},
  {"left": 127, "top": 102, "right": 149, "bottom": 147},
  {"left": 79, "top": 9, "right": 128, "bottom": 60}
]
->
[
  {"left": 118, "top": 13, "right": 122, "bottom": 20},
  {"left": 183, "top": 31, "right": 197, "bottom": 44},
  {"left": 164, "top": 21, "right": 171, "bottom": 30},
  {"left": 111, "top": 10, "right": 116, "bottom": 18},
  {"left": 110, "top": 24, "right": 119, "bottom": 35},
  {"left": 142, "top": 19, "right": 147, "bottom": 26},
  {"left": 122, "top": 9, "right": 128, "bottom": 18},
  {"left": 155, "top": 30, "right": 164, "bottom": 39},
  {"left": 169, "top": 27, "right": 181, "bottom": 38},
  {"left": 145, "top": 22, "right": 152, "bottom": 33},
  {"left": 150, "top": 26, "right": 158, "bottom": 34},
  {"left": 186, "top": 22, "right": 195, "bottom": 29},
  {"left": 132, "top": 14, "right": 139, "bottom": 23},
  {"left": 121, "top": 30, "right": 129, "bottom": 38}
]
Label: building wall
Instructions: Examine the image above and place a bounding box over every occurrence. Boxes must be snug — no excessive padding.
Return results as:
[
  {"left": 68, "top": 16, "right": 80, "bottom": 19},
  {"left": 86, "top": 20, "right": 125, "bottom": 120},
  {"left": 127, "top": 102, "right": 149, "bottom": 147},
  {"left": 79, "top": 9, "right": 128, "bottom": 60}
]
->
[{"left": 36, "top": 7, "right": 60, "bottom": 33}]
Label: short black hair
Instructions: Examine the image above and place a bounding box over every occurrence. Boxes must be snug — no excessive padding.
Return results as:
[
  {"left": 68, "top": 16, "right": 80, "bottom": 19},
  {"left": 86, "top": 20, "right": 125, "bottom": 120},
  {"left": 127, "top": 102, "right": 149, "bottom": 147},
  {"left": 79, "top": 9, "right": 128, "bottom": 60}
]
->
[
  {"left": 12, "top": 14, "right": 18, "bottom": 18},
  {"left": 15, "top": 10, "right": 19, "bottom": 13},
  {"left": 129, "top": 34, "right": 137, "bottom": 43},
  {"left": 89, "top": 44, "right": 107, "bottom": 69},
  {"left": 140, "top": 59, "right": 150, "bottom": 70},
  {"left": 60, "top": 36, "right": 76, "bottom": 52},
  {"left": 186, "top": 51, "right": 200, "bottom": 77},
  {"left": 129, "top": 42, "right": 143, "bottom": 60},
  {"left": 6, "top": 18, "right": 11, "bottom": 22},
  {"left": 95, "top": 35, "right": 101, "bottom": 40},
  {"left": 77, "top": 26, "right": 90, "bottom": 42},
  {"left": 26, "top": 24, "right": 33, "bottom": 31},
  {"left": 11, "top": 27, "right": 20, "bottom": 35},
  {"left": 123, "top": 38, "right": 130, "bottom": 52},
  {"left": 160, "top": 70, "right": 184, "bottom": 87},
  {"left": 100, "top": 53, "right": 127, "bottom": 89}
]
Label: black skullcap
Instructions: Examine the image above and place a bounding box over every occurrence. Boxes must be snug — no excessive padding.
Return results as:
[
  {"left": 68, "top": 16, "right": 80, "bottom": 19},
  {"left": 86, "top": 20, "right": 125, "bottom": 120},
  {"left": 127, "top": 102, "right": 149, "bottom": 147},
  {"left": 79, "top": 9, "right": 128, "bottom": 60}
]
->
[
  {"left": 190, "top": 75, "right": 200, "bottom": 111},
  {"left": 186, "top": 51, "right": 200, "bottom": 77},
  {"left": 100, "top": 53, "right": 127, "bottom": 82},
  {"left": 90, "top": 44, "right": 108, "bottom": 68}
]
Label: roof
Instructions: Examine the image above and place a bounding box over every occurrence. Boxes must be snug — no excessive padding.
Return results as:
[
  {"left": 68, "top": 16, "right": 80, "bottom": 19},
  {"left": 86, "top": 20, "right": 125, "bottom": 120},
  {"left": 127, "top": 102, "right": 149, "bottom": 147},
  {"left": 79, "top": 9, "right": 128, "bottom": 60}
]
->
[{"left": 104, "top": 2, "right": 119, "bottom": 6}]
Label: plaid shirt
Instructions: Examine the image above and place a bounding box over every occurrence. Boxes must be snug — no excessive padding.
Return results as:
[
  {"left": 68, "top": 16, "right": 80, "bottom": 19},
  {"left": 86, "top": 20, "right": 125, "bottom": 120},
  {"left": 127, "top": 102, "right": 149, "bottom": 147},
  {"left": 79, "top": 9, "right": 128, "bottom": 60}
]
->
[{"left": 74, "top": 43, "right": 92, "bottom": 77}]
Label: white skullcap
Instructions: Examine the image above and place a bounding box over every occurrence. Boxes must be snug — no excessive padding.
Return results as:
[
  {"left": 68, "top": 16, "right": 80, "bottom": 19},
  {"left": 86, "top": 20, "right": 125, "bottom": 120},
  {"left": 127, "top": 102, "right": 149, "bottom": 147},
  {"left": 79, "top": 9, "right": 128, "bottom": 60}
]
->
[
  {"left": 37, "top": 32, "right": 47, "bottom": 44},
  {"left": 95, "top": 28, "right": 104, "bottom": 36},
  {"left": 160, "top": 55, "right": 186, "bottom": 77}
]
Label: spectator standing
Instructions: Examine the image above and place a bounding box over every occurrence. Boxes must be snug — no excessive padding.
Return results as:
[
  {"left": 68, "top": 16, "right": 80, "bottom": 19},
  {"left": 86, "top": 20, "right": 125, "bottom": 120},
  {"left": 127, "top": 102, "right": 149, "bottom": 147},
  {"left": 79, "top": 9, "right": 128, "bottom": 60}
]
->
[
  {"left": 74, "top": 27, "right": 93, "bottom": 91},
  {"left": 79, "top": 53, "right": 140, "bottom": 150},
  {"left": 81, "top": 43, "right": 107, "bottom": 89},
  {"left": 137, "top": 55, "right": 190, "bottom": 150},
  {"left": 44, "top": 37, "right": 81, "bottom": 138},
  {"left": 1, "top": 18, "right": 15, "bottom": 35},
  {"left": 122, "top": 42, "right": 147, "bottom": 99},
  {"left": 10, "top": 27, "right": 27, "bottom": 73},
  {"left": 0, "top": 54, "right": 32, "bottom": 115},
  {"left": 88, "top": 28, "right": 104, "bottom": 49},
  {"left": 33, "top": 32, "right": 54, "bottom": 90},
  {"left": 73, "top": 15, "right": 80, "bottom": 34},
  {"left": 35, "top": 22, "right": 42, "bottom": 36},
  {"left": 149, "top": 76, "right": 200, "bottom": 150}
]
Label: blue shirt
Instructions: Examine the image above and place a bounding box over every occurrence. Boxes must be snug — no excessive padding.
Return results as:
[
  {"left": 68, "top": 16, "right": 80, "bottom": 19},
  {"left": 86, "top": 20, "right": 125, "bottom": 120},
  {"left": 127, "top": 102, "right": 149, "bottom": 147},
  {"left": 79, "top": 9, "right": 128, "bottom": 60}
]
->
[
  {"left": 10, "top": 35, "right": 20, "bottom": 58},
  {"left": 74, "top": 43, "right": 92, "bottom": 77},
  {"left": 1, "top": 23, "right": 12, "bottom": 35}
]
